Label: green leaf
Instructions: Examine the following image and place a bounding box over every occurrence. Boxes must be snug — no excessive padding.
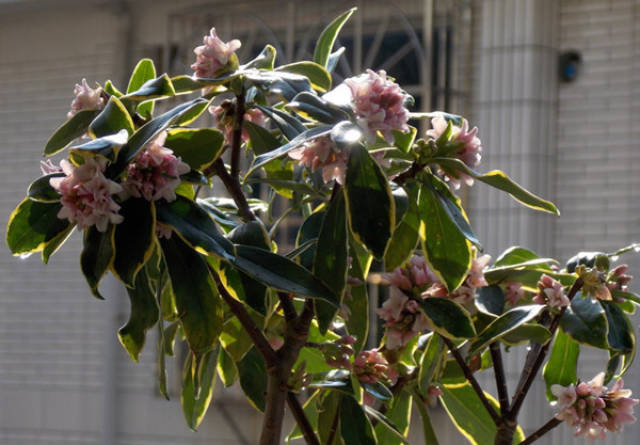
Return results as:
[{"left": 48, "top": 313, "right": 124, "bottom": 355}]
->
[
  {"left": 314, "top": 191, "right": 348, "bottom": 333},
  {"left": 365, "top": 406, "right": 408, "bottom": 444},
  {"left": 125, "top": 58, "right": 157, "bottom": 118},
  {"left": 80, "top": 225, "right": 115, "bottom": 299},
  {"left": 237, "top": 347, "right": 267, "bottom": 411},
  {"left": 245, "top": 120, "right": 281, "bottom": 155},
  {"left": 241, "top": 44, "right": 276, "bottom": 70},
  {"left": 287, "top": 92, "right": 350, "bottom": 123},
  {"left": 107, "top": 98, "right": 208, "bottom": 177},
  {"left": 468, "top": 305, "right": 545, "bottom": 355},
  {"left": 181, "top": 349, "right": 217, "bottom": 430},
  {"left": 164, "top": 128, "right": 225, "bottom": 170},
  {"left": 418, "top": 334, "right": 445, "bottom": 395},
  {"left": 434, "top": 157, "right": 560, "bottom": 215},
  {"left": 384, "top": 185, "right": 420, "bottom": 271},
  {"left": 219, "top": 316, "right": 254, "bottom": 362},
  {"left": 249, "top": 124, "right": 333, "bottom": 174},
  {"left": 286, "top": 390, "right": 321, "bottom": 443},
  {"left": 41, "top": 223, "right": 74, "bottom": 264},
  {"left": 345, "top": 238, "right": 371, "bottom": 352},
  {"left": 89, "top": 96, "right": 135, "bottom": 139},
  {"left": 327, "top": 47, "right": 346, "bottom": 73},
  {"left": 124, "top": 74, "right": 175, "bottom": 117},
  {"left": 44, "top": 109, "right": 100, "bottom": 156},
  {"left": 104, "top": 80, "right": 123, "bottom": 97},
  {"left": 560, "top": 295, "right": 609, "bottom": 349},
  {"left": 494, "top": 246, "right": 548, "bottom": 268},
  {"left": 475, "top": 285, "right": 505, "bottom": 316},
  {"left": 314, "top": 7, "right": 357, "bottom": 68},
  {"left": 70, "top": 129, "right": 129, "bottom": 161},
  {"left": 393, "top": 126, "right": 417, "bottom": 153},
  {"left": 363, "top": 381, "right": 393, "bottom": 401},
  {"left": 160, "top": 235, "right": 223, "bottom": 356},
  {"left": 418, "top": 299, "right": 476, "bottom": 340},
  {"left": 318, "top": 391, "right": 343, "bottom": 445},
  {"left": 6, "top": 198, "right": 70, "bottom": 256},
  {"left": 602, "top": 301, "right": 634, "bottom": 353},
  {"left": 418, "top": 183, "right": 472, "bottom": 291},
  {"left": 543, "top": 329, "right": 579, "bottom": 399},
  {"left": 156, "top": 320, "right": 169, "bottom": 400},
  {"left": 500, "top": 323, "right": 551, "bottom": 346},
  {"left": 28, "top": 173, "right": 63, "bottom": 203},
  {"left": 232, "top": 245, "right": 339, "bottom": 306},
  {"left": 155, "top": 196, "right": 235, "bottom": 261},
  {"left": 245, "top": 69, "right": 313, "bottom": 101},
  {"left": 374, "top": 390, "right": 412, "bottom": 445},
  {"left": 340, "top": 395, "right": 376, "bottom": 445},
  {"left": 216, "top": 347, "right": 238, "bottom": 387},
  {"left": 255, "top": 104, "right": 306, "bottom": 140},
  {"left": 111, "top": 198, "right": 155, "bottom": 287},
  {"left": 423, "top": 173, "right": 481, "bottom": 247},
  {"left": 345, "top": 144, "right": 395, "bottom": 259},
  {"left": 277, "top": 61, "right": 332, "bottom": 92},
  {"left": 118, "top": 267, "right": 160, "bottom": 361}
]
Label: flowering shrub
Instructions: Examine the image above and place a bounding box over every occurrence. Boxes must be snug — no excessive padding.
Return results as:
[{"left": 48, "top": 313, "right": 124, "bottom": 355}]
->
[{"left": 6, "top": 7, "right": 638, "bottom": 445}]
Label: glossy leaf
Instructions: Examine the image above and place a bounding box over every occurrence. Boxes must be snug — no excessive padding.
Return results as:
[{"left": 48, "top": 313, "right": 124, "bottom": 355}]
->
[
  {"left": 255, "top": 105, "right": 306, "bottom": 140},
  {"left": 345, "top": 238, "right": 371, "bottom": 352},
  {"left": 287, "top": 92, "right": 349, "bottom": 123},
  {"left": 560, "top": 295, "right": 609, "bottom": 349},
  {"left": 245, "top": 69, "right": 312, "bottom": 101},
  {"left": 70, "top": 129, "right": 129, "bottom": 161},
  {"left": 363, "top": 381, "right": 393, "bottom": 401},
  {"left": 216, "top": 347, "right": 238, "bottom": 387},
  {"left": 6, "top": 198, "right": 71, "bottom": 256},
  {"left": 468, "top": 305, "right": 545, "bottom": 355},
  {"left": 244, "top": 120, "right": 281, "bottom": 155},
  {"left": 314, "top": 191, "right": 348, "bottom": 333},
  {"left": 123, "top": 74, "right": 175, "bottom": 102},
  {"left": 156, "top": 196, "right": 235, "bottom": 261},
  {"left": 602, "top": 301, "right": 634, "bottom": 353},
  {"left": 118, "top": 268, "right": 160, "bottom": 361},
  {"left": 250, "top": 124, "right": 333, "bottom": 174},
  {"left": 107, "top": 97, "right": 207, "bottom": 177},
  {"left": 345, "top": 144, "right": 395, "bottom": 259},
  {"left": 500, "top": 323, "right": 551, "bottom": 346},
  {"left": 232, "top": 245, "right": 339, "bottom": 306},
  {"left": 314, "top": 7, "right": 357, "bottom": 68},
  {"left": 111, "top": 198, "right": 155, "bottom": 286},
  {"left": 80, "top": 225, "right": 115, "bottom": 299},
  {"left": 28, "top": 173, "right": 63, "bottom": 203},
  {"left": 418, "top": 298, "right": 476, "bottom": 340},
  {"left": 44, "top": 109, "right": 100, "bottom": 156},
  {"left": 418, "top": 183, "right": 472, "bottom": 291},
  {"left": 543, "top": 329, "right": 579, "bottom": 399},
  {"left": 181, "top": 349, "right": 217, "bottom": 430},
  {"left": 41, "top": 223, "right": 74, "bottom": 264},
  {"left": 286, "top": 390, "right": 321, "bottom": 443},
  {"left": 340, "top": 395, "right": 377, "bottom": 445},
  {"left": 475, "top": 285, "right": 505, "bottom": 316},
  {"left": 434, "top": 157, "right": 560, "bottom": 215},
  {"left": 494, "top": 246, "right": 548, "bottom": 268},
  {"left": 89, "top": 96, "right": 134, "bottom": 138},
  {"left": 384, "top": 185, "right": 420, "bottom": 271},
  {"left": 365, "top": 406, "right": 408, "bottom": 444},
  {"left": 276, "top": 61, "right": 332, "bottom": 92},
  {"left": 161, "top": 235, "right": 223, "bottom": 356},
  {"left": 237, "top": 347, "right": 267, "bottom": 411},
  {"left": 393, "top": 126, "right": 417, "bottom": 153},
  {"left": 125, "top": 58, "right": 157, "bottom": 117},
  {"left": 241, "top": 44, "right": 276, "bottom": 70},
  {"left": 164, "top": 128, "right": 225, "bottom": 170},
  {"left": 418, "top": 333, "right": 445, "bottom": 395},
  {"left": 374, "top": 390, "right": 412, "bottom": 445}
]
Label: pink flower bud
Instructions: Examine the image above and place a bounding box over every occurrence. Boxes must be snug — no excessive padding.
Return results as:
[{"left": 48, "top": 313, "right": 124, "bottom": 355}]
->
[
  {"left": 68, "top": 79, "right": 105, "bottom": 119},
  {"left": 191, "top": 28, "right": 241, "bottom": 78}
]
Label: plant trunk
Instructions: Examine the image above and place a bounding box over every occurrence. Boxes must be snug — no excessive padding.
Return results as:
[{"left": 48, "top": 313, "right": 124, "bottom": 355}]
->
[
  {"left": 259, "top": 370, "right": 287, "bottom": 445},
  {"left": 494, "top": 422, "right": 516, "bottom": 445}
]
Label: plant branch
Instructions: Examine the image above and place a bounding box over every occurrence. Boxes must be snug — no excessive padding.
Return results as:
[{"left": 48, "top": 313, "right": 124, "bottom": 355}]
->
[
  {"left": 442, "top": 336, "right": 500, "bottom": 424},
  {"left": 490, "top": 342, "right": 509, "bottom": 413},
  {"left": 231, "top": 92, "right": 245, "bottom": 179},
  {"left": 326, "top": 407, "right": 340, "bottom": 445},
  {"left": 211, "top": 158, "right": 256, "bottom": 222},
  {"left": 518, "top": 418, "right": 562, "bottom": 445},
  {"left": 508, "top": 278, "right": 583, "bottom": 419},
  {"left": 287, "top": 392, "right": 320, "bottom": 445},
  {"left": 278, "top": 292, "right": 297, "bottom": 322},
  {"left": 392, "top": 160, "right": 425, "bottom": 186},
  {"left": 208, "top": 264, "right": 277, "bottom": 368}
]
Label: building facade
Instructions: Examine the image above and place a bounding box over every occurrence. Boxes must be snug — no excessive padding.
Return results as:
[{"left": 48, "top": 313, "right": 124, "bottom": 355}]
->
[{"left": 0, "top": 0, "right": 638, "bottom": 443}]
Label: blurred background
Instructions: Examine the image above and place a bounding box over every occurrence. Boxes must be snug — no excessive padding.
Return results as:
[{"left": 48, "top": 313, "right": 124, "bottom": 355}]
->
[{"left": 0, "top": 0, "right": 638, "bottom": 443}]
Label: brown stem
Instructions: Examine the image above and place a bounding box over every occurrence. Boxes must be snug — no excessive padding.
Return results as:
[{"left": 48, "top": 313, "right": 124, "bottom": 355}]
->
[
  {"left": 325, "top": 407, "right": 341, "bottom": 445},
  {"left": 260, "top": 372, "right": 288, "bottom": 445},
  {"left": 209, "top": 265, "right": 277, "bottom": 367},
  {"left": 211, "top": 158, "right": 256, "bottom": 222},
  {"left": 518, "top": 418, "right": 562, "bottom": 445},
  {"left": 287, "top": 392, "right": 320, "bottom": 445},
  {"left": 490, "top": 343, "right": 509, "bottom": 413},
  {"left": 508, "top": 278, "right": 583, "bottom": 419},
  {"left": 278, "top": 292, "right": 297, "bottom": 322},
  {"left": 392, "top": 160, "right": 424, "bottom": 186},
  {"left": 231, "top": 92, "right": 245, "bottom": 179},
  {"left": 494, "top": 420, "right": 518, "bottom": 445},
  {"left": 442, "top": 337, "right": 500, "bottom": 425}
]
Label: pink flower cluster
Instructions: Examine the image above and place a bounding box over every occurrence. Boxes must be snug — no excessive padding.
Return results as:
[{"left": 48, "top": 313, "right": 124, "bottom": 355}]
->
[
  {"left": 426, "top": 116, "right": 482, "bottom": 189},
  {"left": 209, "top": 103, "right": 267, "bottom": 146},
  {"left": 533, "top": 274, "right": 569, "bottom": 308},
  {"left": 68, "top": 79, "right": 105, "bottom": 119},
  {"left": 577, "top": 266, "right": 612, "bottom": 301},
  {"left": 607, "top": 265, "right": 633, "bottom": 293},
  {"left": 123, "top": 132, "right": 190, "bottom": 202},
  {"left": 344, "top": 69, "right": 409, "bottom": 143},
  {"left": 288, "top": 136, "right": 347, "bottom": 185},
  {"left": 191, "top": 28, "right": 241, "bottom": 78},
  {"left": 379, "top": 255, "right": 491, "bottom": 349},
  {"left": 552, "top": 373, "right": 638, "bottom": 440},
  {"left": 503, "top": 281, "right": 525, "bottom": 305},
  {"left": 353, "top": 349, "right": 389, "bottom": 384},
  {"left": 50, "top": 158, "right": 123, "bottom": 232}
]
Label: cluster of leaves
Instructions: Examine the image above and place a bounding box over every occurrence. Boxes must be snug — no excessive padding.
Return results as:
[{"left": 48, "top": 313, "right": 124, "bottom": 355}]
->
[{"left": 5, "top": 7, "right": 638, "bottom": 445}]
